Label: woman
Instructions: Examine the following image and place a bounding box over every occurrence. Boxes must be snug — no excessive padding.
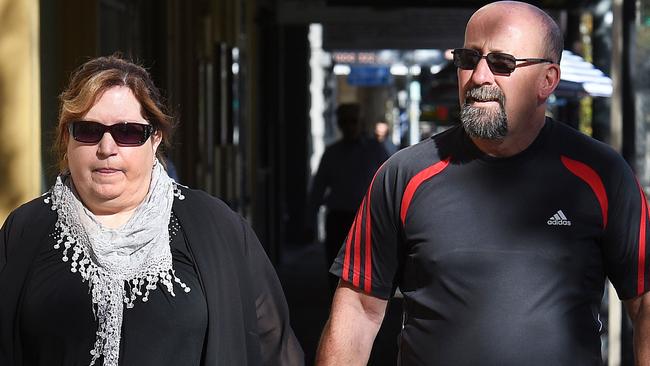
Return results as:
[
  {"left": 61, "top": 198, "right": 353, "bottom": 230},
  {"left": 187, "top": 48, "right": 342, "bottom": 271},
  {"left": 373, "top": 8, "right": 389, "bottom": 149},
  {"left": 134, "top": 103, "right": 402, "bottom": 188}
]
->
[{"left": 0, "top": 55, "right": 303, "bottom": 366}]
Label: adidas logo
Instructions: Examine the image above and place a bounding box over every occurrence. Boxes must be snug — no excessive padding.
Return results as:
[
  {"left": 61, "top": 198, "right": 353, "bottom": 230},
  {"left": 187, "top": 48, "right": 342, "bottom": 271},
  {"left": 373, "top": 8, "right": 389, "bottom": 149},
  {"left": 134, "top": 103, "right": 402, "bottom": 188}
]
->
[{"left": 547, "top": 210, "right": 572, "bottom": 226}]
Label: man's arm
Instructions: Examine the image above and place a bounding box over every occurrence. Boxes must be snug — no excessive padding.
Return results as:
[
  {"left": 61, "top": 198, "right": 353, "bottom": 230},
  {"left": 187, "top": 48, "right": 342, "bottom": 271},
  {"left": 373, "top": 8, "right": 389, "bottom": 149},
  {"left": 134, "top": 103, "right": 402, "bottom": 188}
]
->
[
  {"left": 315, "top": 280, "right": 388, "bottom": 365},
  {"left": 624, "top": 291, "right": 650, "bottom": 366}
]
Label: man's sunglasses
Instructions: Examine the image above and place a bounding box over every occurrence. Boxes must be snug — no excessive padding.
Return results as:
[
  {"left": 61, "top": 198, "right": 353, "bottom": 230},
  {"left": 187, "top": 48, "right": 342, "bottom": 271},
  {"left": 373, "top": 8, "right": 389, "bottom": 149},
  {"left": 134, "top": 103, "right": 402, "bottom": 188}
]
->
[
  {"left": 452, "top": 48, "right": 555, "bottom": 75},
  {"left": 68, "top": 121, "right": 155, "bottom": 146}
]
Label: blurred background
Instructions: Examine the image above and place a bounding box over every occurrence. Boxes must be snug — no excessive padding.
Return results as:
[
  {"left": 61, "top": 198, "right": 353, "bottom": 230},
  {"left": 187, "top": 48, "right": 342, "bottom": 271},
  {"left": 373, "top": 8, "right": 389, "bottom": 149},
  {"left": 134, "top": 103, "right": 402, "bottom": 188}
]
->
[{"left": 0, "top": 0, "right": 649, "bottom": 365}]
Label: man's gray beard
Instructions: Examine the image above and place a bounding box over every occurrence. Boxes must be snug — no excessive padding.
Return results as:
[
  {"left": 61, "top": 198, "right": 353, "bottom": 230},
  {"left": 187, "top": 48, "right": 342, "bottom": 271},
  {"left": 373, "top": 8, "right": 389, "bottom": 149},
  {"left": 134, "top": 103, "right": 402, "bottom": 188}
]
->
[{"left": 460, "top": 86, "right": 508, "bottom": 140}]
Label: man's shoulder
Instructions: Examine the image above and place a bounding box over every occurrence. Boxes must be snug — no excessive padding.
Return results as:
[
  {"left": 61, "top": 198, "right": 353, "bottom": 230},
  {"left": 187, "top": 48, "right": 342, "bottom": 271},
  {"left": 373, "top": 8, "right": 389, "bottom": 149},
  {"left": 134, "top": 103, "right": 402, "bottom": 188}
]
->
[
  {"left": 549, "top": 119, "right": 628, "bottom": 169},
  {"left": 379, "top": 132, "right": 450, "bottom": 181},
  {"left": 547, "top": 120, "right": 635, "bottom": 193},
  {"left": 320, "top": 140, "right": 346, "bottom": 159},
  {"left": 362, "top": 138, "right": 391, "bottom": 159},
  {"left": 390, "top": 126, "right": 460, "bottom": 163}
]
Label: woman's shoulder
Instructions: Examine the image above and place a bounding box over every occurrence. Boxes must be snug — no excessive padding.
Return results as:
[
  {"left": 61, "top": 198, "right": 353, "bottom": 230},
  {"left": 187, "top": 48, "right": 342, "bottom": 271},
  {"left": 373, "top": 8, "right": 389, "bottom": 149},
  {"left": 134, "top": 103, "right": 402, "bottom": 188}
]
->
[
  {"left": 1, "top": 195, "right": 56, "bottom": 267},
  {"left": 171, "top": 186, "right": 255, "bottom": 260},
  {"left": 174, "top": 186, "right": 233, "bottom": 213},
  {"left": 172, "top": 186, "right": 243, "bottom": 229},
  {"left": 3, "top": 195, "right": 54, "bottom": 227}
]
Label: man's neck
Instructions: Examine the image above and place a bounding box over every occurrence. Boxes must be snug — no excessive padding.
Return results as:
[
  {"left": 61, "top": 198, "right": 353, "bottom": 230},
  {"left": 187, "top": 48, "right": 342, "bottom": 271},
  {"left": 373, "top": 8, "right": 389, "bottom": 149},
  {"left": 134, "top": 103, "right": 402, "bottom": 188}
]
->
[{"left": 471, "top": 116, "right": 547, "bottom": 158}]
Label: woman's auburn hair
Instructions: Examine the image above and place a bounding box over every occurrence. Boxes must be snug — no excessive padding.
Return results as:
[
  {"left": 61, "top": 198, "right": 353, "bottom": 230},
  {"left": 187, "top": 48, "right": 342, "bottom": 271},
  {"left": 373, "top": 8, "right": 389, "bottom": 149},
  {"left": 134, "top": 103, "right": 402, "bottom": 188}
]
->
[{"left": 54, "top": 55, "right": 174, "bottom": 171}]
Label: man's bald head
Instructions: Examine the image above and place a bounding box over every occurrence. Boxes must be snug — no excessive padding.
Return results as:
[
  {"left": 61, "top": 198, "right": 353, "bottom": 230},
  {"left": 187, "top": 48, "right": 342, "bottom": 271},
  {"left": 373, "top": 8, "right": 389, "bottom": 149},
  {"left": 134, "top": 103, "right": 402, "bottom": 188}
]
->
[{"left": 468, "top": 1, "right": 563, "bottom": 63}]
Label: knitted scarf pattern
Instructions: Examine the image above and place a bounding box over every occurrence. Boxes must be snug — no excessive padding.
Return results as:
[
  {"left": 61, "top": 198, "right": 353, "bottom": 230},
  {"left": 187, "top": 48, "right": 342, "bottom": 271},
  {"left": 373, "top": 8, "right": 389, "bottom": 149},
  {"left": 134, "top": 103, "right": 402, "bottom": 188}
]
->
[{"left": 45, "top": 161, "right": 187, "bottom": 366}]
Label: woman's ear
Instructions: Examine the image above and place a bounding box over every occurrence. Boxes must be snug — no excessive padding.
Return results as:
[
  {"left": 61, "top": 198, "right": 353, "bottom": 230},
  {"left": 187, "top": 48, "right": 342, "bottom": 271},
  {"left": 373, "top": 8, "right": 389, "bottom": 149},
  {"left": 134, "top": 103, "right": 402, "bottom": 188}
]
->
[
  {"left": 539, "top": 63, "right": 561, "bottom": 100},
  {"left": 152, "top": 130, "right": 162, "bottom": 153}
]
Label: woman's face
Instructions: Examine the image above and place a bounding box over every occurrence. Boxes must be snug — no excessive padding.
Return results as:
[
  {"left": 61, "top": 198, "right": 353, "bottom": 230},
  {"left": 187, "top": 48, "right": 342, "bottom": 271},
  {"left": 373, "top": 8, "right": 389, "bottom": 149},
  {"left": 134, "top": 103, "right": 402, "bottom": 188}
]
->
[{"left": 67, "top": 86, "right": 161, "bottom": 215}]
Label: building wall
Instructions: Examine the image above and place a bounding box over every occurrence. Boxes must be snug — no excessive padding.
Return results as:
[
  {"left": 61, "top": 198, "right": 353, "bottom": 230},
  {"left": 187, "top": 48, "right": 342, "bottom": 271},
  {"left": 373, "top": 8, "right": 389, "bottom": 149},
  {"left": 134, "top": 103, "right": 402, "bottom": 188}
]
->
[{"left": 0, "top": 0, "right": 41, "bottom": 223}]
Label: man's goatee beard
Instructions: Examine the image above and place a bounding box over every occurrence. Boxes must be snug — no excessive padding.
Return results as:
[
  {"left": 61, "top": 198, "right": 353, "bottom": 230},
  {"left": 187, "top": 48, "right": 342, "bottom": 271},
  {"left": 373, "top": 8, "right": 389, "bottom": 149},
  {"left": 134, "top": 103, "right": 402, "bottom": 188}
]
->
[{"left": 460, "top": 85, "right": 508, "bottom": 140}]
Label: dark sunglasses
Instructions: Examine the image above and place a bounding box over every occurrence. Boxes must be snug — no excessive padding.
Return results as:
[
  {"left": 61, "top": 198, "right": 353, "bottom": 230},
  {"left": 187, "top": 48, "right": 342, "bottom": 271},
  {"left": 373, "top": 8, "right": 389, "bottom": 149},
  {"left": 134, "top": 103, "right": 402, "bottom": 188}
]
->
[
  {"left": 68, "top": 121, "right": 155, "bottom": 146},
  {"left": 452, "top": 48, "right": 555, "bottom": 75}
]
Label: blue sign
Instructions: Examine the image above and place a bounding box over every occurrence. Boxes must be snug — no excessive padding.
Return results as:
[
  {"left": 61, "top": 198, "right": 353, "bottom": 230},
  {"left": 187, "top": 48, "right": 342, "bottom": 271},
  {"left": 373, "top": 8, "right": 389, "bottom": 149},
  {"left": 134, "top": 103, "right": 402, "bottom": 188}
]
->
[{"left": 347, "top": 65, "right": 391, "bottom": 86}]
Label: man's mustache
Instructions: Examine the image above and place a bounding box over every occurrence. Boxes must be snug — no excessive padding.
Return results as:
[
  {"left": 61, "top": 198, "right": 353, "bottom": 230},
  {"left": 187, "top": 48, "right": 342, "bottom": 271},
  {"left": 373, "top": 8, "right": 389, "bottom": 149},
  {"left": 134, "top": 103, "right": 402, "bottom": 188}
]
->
[{"left": 464, "top": 86, "right": 505, "bottom": 105}]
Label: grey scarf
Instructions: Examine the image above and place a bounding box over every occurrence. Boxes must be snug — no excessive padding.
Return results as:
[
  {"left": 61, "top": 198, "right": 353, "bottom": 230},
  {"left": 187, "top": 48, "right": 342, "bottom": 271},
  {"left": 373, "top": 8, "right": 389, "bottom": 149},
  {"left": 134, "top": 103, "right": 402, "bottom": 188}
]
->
[{"left": 46, "top": 160, "right": 188, "bottom": 366}]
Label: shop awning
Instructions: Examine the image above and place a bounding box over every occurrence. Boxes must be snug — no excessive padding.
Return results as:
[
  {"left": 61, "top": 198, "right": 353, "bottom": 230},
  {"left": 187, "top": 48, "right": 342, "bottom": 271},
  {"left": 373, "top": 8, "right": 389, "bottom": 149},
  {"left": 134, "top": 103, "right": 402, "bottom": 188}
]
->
[{"left": 558, "top": 50, "right": 613, "bottom": 98}]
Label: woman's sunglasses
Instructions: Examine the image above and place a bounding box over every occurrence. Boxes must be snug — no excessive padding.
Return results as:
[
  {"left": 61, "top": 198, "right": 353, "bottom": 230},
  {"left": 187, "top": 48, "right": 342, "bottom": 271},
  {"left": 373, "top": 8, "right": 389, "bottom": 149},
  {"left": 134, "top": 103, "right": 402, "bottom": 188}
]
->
[
  {"left": 452, "top": 48, "right": 555, "bottom": 75},
  {"left": 68, "top": 121, "right": 155, "bottom": 146}
]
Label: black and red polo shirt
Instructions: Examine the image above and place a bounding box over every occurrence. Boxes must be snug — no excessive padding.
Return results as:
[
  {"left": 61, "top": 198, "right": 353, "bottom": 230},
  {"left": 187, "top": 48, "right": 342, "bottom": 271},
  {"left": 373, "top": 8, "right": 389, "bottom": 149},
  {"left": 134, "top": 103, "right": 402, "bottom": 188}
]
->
[{"left": 331, "top": 118, "right": 650, "bottom": 365}]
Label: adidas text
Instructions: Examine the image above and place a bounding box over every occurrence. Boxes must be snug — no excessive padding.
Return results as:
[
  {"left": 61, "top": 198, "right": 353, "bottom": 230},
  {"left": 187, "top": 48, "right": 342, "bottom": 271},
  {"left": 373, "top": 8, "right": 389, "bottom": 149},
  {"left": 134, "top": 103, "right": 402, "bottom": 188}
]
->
[{"left": 547, "top": 219, "right": 572, "bottom": 226}]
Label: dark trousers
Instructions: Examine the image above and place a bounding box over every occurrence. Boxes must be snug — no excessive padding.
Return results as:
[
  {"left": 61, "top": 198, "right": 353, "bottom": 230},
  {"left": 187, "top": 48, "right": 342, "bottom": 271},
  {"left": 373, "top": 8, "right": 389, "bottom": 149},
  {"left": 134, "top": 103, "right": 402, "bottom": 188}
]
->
[{"left": 325, "top": 210, "right": 357, "bottom": 293}]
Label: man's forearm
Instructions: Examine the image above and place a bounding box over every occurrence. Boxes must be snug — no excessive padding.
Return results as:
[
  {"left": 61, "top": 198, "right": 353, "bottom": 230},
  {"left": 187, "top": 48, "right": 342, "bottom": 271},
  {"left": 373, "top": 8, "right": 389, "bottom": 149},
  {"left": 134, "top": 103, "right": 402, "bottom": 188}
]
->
[
  {"left": 315, "top": 283, "right": 387, "bottom": 365},
  {"left": 625, "top": 292, "right": 650, "bottom": 366},
  {"left": 634, "top": 305, "right": 650, "bottom": 366},
  {"left": 315, "top": 317, "right": 376, "bottom": 365}
]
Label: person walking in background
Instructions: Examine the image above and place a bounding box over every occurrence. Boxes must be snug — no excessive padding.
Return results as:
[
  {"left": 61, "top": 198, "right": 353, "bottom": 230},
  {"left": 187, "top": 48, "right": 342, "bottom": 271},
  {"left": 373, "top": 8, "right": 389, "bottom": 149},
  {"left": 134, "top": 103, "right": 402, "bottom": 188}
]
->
[
  {"left": 374, "top": 120, "right": 398, "bottom": 155},
  {"left": 306, "top": 103, "right": 389, "bottom": 293},
  {"left": 0, "top": 55, "right": 303, "bottom": 366},
  {"left": 316, "top": 2, "right": 650, "bottom": 365}
]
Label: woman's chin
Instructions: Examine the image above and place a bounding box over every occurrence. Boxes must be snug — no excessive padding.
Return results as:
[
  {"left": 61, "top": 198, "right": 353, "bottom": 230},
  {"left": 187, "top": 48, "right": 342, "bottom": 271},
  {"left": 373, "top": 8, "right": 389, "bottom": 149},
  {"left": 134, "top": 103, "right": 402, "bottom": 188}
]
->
[{"left": 81, "top": 186, "right": 125, "bottom": 206}]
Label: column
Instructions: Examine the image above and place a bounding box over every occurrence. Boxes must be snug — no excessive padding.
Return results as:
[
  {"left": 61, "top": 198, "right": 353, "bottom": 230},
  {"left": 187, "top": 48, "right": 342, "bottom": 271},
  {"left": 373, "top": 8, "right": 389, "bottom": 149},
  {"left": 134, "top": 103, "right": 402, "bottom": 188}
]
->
[{"left": 0, "top": 0, "right": 40, "bottom": 223}]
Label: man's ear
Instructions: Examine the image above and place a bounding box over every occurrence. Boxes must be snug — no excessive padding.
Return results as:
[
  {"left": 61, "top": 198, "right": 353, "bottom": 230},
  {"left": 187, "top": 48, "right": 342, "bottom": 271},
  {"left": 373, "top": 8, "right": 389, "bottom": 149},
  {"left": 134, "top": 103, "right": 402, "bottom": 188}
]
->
[{"left": 539, "top": 64, "right": 561, "bottom": 100}]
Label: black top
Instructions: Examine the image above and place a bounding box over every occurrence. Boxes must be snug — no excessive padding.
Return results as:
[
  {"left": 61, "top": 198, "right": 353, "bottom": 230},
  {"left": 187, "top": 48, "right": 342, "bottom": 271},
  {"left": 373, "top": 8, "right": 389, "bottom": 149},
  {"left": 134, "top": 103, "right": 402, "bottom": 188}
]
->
[
  {"left": 331, "top": 119, "right": 650, "bottom": 365},
  {"left": 19, "top": 214, "right": 207, "bottom": 366},
  {"left": 1, "top": 188, "right": 304, "bottom": 366}
]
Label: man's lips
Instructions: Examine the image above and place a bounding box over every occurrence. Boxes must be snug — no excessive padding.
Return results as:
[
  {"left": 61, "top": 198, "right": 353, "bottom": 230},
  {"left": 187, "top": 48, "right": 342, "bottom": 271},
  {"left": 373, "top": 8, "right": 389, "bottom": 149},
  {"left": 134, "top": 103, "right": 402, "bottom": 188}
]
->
[{"left": 467, "top": 97, "right": 499, "bottom": 103}]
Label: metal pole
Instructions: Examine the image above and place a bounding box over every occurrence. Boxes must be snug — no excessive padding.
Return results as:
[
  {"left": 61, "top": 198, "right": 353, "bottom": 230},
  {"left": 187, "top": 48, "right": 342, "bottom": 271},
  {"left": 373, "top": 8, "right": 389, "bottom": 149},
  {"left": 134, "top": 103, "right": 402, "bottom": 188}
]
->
[{"left": 610, "top": 0, "right": 624, "bottom": 154}]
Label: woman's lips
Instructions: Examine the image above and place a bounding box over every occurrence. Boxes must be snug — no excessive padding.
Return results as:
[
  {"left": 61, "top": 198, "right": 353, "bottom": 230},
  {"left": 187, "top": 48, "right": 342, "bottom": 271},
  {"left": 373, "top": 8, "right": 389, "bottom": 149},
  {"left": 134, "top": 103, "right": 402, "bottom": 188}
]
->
[{"left": 94, "top": 168, "right": 121, "bottom": 174}]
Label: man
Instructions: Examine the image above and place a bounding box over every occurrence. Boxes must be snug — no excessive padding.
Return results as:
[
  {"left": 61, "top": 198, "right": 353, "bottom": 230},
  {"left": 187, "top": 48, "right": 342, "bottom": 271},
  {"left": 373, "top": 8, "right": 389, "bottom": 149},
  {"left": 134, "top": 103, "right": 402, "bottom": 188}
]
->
[
  {"left": 306, "top": 103, "right": 389, "bottom": 292},
  {"left": 316, "top": 2, "right": 650, "bottom": 365},
  {"left": 374, "top": 121, "right": 398, "bottom": 155}
]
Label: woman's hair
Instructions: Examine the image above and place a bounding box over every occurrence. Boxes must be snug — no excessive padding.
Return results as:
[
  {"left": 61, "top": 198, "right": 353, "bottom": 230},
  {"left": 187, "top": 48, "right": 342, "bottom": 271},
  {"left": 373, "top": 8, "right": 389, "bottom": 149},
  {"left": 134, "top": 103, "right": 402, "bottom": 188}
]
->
[{"left": 54, "top": 54, "right": 174, "bottom": 171}]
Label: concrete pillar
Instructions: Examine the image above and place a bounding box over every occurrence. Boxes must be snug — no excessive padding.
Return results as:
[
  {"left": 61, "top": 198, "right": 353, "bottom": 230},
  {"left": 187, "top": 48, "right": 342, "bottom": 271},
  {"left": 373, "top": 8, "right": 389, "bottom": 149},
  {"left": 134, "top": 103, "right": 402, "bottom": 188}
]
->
[{"left": 0, "top": 0, "right": 40, "bottom": 223}]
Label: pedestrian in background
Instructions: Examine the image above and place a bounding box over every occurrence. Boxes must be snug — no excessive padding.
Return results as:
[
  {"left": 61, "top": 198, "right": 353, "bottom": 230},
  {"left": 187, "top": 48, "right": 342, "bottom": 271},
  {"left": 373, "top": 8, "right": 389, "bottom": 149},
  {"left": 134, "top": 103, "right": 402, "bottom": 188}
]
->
[
  {"left": 306, "top": 103, "right": 389, "bottom": 293},
  {"left": 374, "top": 120, "right": 398, "bottom": 155}
]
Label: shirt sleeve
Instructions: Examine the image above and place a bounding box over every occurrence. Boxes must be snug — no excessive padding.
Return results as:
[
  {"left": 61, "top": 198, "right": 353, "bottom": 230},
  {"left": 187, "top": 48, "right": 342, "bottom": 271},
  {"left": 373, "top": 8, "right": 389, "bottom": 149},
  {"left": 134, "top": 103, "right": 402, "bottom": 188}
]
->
[
  {"left": 329, "top": 160, "right": 402, "bottom": 299},
  {"left": 602, "top": 158, "right": 650, "bottom": 300},
  {"left": 241, "top": 218, "right": 305, "bottom": 366}
]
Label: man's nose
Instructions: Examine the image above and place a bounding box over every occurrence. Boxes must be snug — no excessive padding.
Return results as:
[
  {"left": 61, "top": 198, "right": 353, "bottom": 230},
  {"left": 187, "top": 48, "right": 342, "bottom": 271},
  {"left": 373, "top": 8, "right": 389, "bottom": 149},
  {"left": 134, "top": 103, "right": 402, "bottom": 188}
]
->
[{"left": 470, "top": 57, "right": 496, "bottom": 85}]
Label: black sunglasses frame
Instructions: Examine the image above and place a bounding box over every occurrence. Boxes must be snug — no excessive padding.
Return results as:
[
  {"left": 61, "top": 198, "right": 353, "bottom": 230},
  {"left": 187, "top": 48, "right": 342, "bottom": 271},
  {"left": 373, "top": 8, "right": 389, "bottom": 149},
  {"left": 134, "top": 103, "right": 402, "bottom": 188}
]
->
[
  {"left": 68, "top": 121, "right": 155, "bottom": 146},
  {"left": 452, "top": 48, "right": 555, "bottom": 75}
]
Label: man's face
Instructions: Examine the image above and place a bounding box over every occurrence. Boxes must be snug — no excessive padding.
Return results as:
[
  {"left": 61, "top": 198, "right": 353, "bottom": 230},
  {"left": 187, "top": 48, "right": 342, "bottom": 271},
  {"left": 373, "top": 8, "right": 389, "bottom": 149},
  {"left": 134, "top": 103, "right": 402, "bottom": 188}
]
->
[
  {"left": 340, "top": 118, "right": 361, "bottom": 140},
  {"left": 375, "top": 122, "right": 389, "bottom": 141},
  {"left": 457, "top": 10, "right": 547, "bottom": 140}
]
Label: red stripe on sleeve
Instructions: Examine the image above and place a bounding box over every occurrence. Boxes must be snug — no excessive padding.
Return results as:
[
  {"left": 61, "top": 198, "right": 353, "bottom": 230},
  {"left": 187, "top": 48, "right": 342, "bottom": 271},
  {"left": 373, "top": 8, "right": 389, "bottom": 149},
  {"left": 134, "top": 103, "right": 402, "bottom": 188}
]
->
[
  {"left": 363, "top": 169, "right": 382, "bottom": 293},
  {"left": 364, "top": 197, "right": 372, "bottom": 292},
  {"left": 637, "top": 182, "right": 648, "bottom": 295},
  {"left": 352, "top": 197, "right": 365, "bottom": 287},
  {"left": 341, "top": 210, "right": 358, "bottom": 283},
  {"left": 341, "top": 162, "right": 384, "bottom": 291},
  {"left": 400, "top": 159, "right": 450, "bottom": 226},
  {"left": 560, "top": 156, "right": 609, "bottom": 229}
]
